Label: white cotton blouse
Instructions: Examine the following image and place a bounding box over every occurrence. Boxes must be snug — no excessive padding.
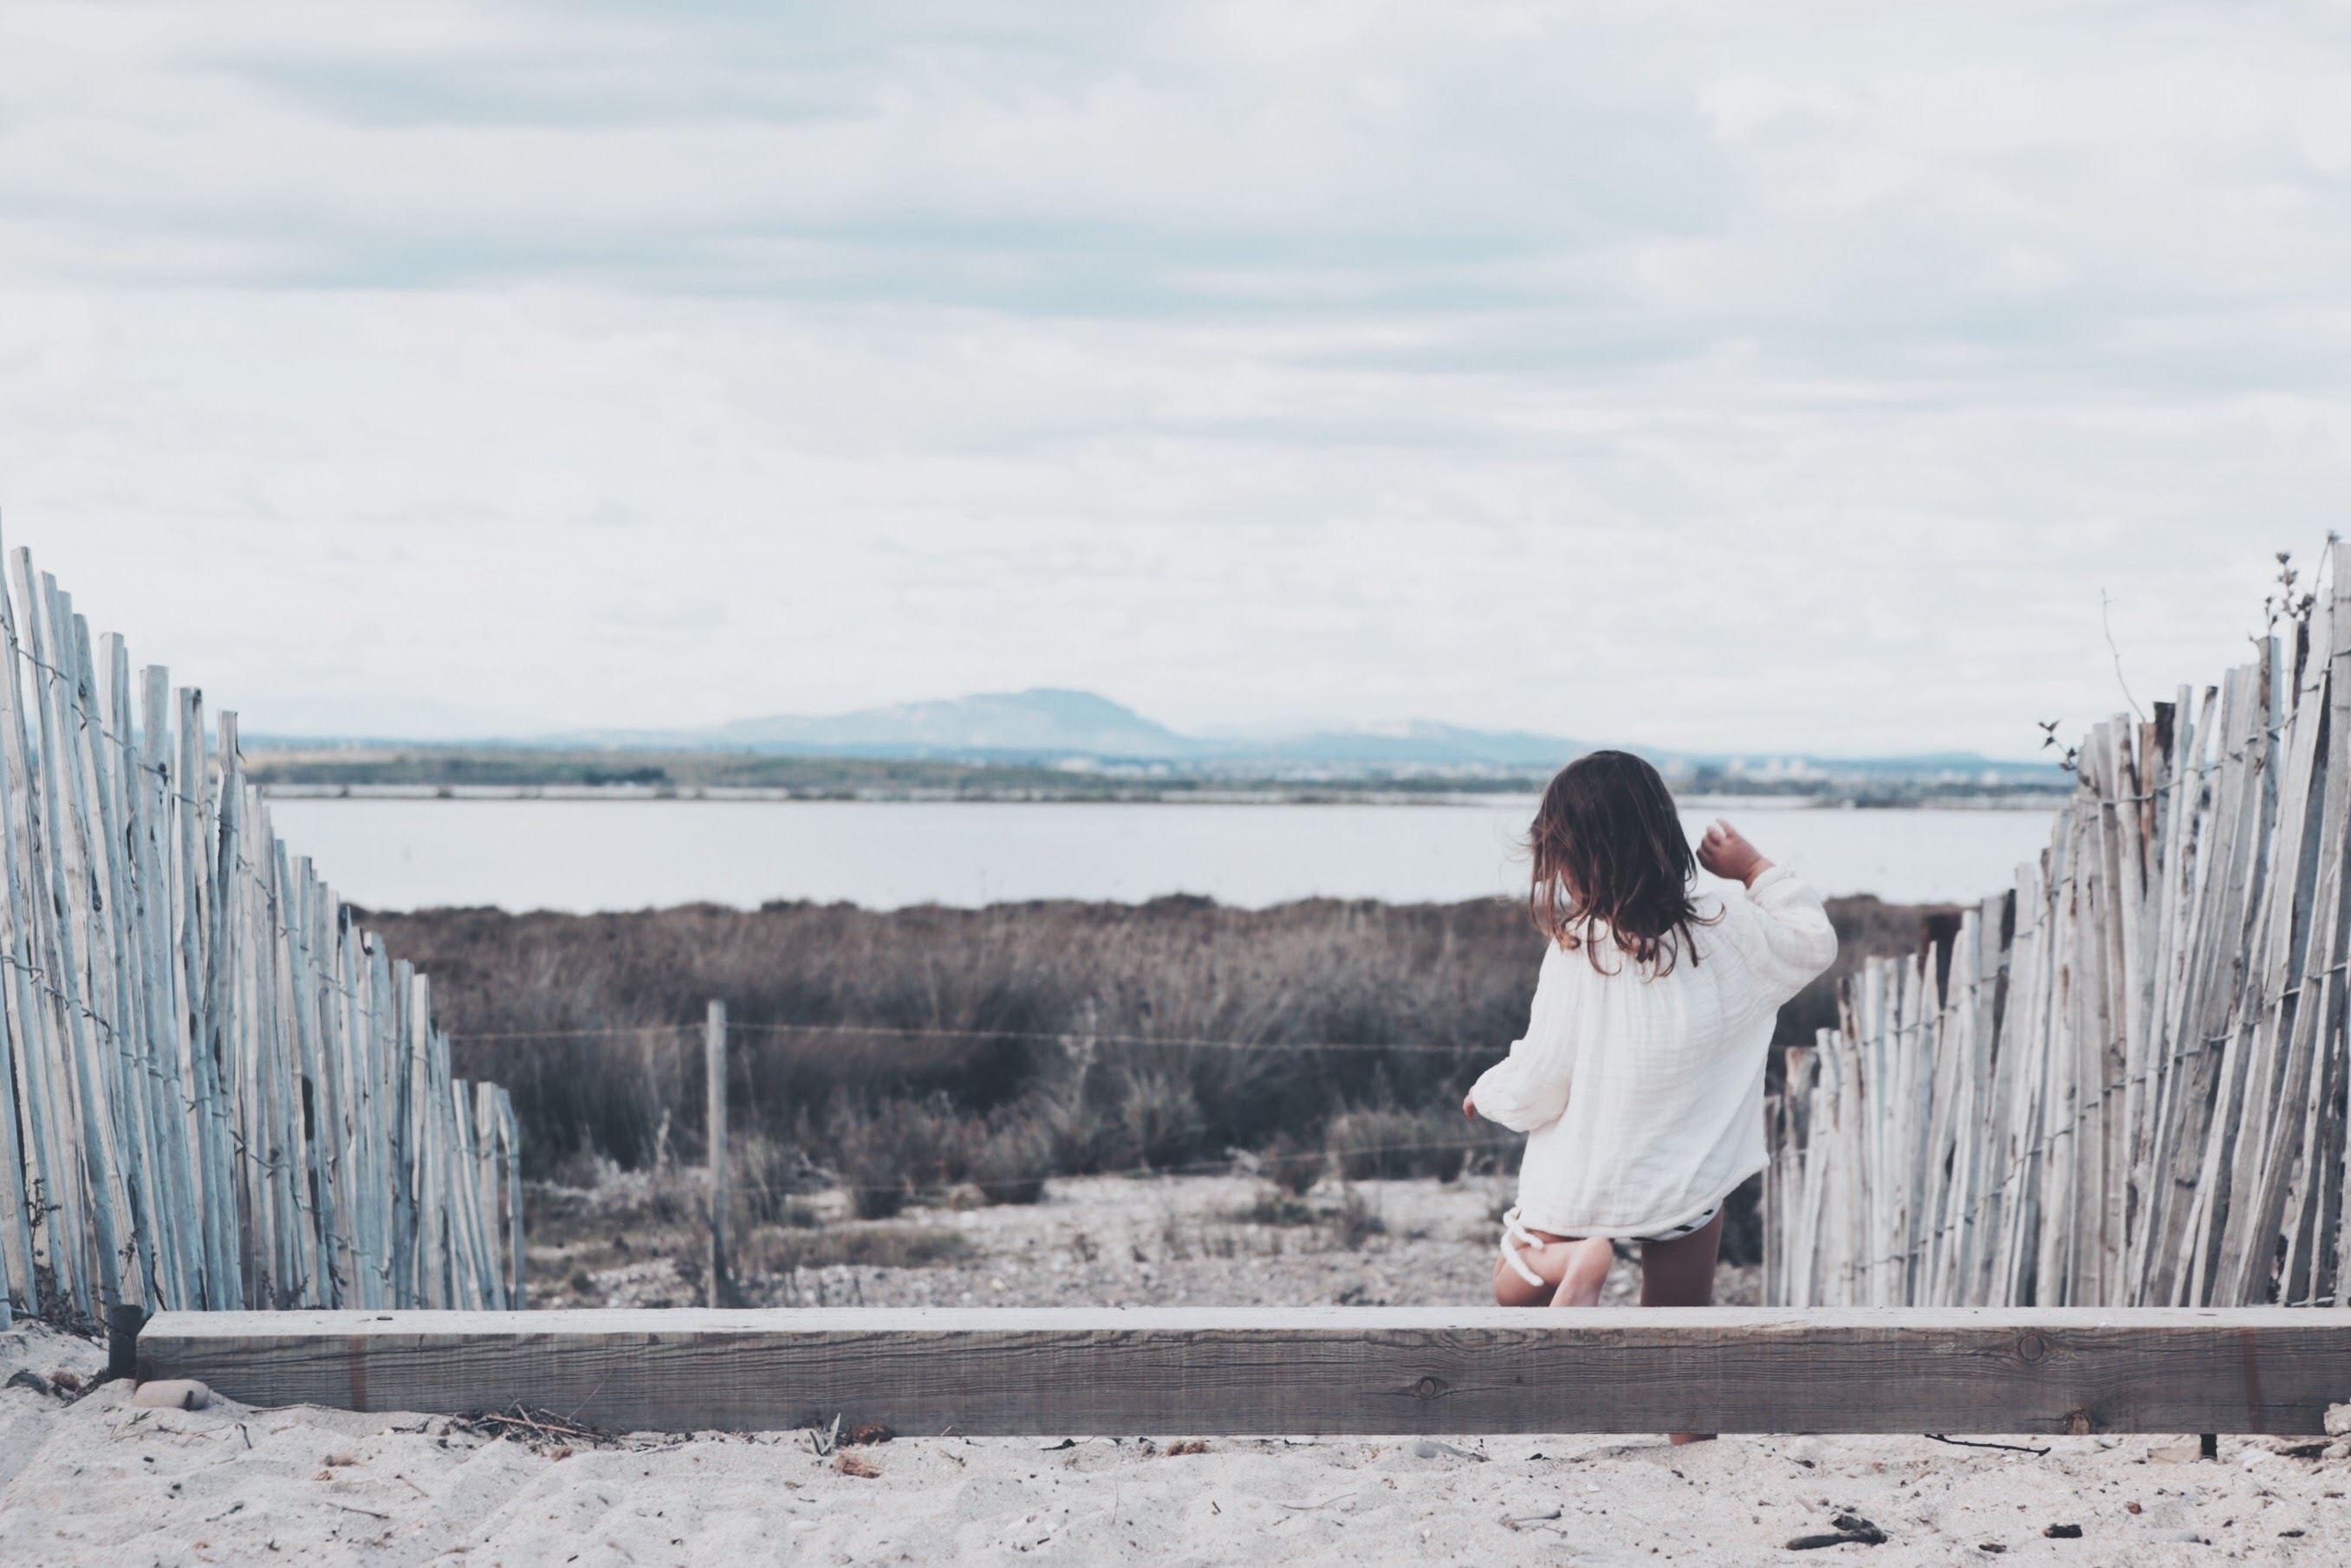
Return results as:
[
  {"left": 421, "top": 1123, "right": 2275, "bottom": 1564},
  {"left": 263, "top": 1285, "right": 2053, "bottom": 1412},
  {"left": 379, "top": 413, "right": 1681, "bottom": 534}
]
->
[{"left": 1469, "top": 865, "right": 1838, "bottom": 1238}]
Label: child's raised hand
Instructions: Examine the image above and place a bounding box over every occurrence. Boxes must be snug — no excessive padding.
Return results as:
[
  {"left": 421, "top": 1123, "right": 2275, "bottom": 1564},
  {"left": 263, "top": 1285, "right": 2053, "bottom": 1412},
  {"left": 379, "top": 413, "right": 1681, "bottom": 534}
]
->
[{"left": 1698, "top": 819, "right": 1773, "bottom": 886}]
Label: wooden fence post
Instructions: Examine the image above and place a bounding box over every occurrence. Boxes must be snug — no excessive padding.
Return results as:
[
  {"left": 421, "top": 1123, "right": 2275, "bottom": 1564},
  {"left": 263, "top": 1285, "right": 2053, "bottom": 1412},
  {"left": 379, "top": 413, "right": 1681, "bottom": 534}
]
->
[{"left": 705, "top": 999, "right": 733, "bottom": 1308}]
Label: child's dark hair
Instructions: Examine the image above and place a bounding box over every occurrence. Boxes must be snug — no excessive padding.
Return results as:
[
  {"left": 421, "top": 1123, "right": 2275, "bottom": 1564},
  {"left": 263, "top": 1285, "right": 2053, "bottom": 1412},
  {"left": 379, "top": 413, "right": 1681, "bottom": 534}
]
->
[{"left": 1528, "top": 749, "right": 1713, "bottom": 975}]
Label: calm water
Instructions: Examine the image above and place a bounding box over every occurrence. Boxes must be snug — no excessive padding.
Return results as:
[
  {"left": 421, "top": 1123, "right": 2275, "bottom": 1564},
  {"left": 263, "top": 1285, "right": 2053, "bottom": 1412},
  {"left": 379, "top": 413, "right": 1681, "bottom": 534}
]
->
[{"left": 265, "top": 796, "right": 2059, "bottom": 913}]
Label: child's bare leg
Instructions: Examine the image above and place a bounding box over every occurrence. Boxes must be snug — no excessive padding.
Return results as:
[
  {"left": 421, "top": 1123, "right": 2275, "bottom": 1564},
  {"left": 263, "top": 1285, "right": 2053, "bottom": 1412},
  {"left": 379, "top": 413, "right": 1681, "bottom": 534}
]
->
[
  {"left": 1638, "top": 1211, "right": 1721, "bottom": 1306},
  {"left": 1491, "top": 1246, "right": 1555, "bottom": 1306},
  {"left": 1545, "top": 1236, "right": 1614, "bottom": 1308},
  {"left": 1490, "top": 1230, "right": 1613, "bottom": 1307},
  {"left": 1639, "top": 1210, "right": 1725, "bottom": 1442}
]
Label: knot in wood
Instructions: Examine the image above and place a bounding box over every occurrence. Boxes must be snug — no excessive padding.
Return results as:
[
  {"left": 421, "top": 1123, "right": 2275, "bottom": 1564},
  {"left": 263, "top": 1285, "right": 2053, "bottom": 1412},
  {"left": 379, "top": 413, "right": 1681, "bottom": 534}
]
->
[
  {"left": 1413, "top": 1375, "right": 1448, "bottom": 1401},
  {"left": 2014, "top": 1330, "right": 2050, "bottom": 1364}
]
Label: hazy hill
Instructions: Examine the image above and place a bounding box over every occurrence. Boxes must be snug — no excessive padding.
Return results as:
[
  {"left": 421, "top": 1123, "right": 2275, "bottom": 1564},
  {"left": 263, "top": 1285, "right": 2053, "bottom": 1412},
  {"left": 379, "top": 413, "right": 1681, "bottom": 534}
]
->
[
  {"left": 536, "top": 685, "right": 2061, "bottom": 785},
  {"left": 248, "top": 686, "right": 2068, "bottom": 789},
  {"left": 704, "top": 688, "right": 1192, "bottom": 757}
]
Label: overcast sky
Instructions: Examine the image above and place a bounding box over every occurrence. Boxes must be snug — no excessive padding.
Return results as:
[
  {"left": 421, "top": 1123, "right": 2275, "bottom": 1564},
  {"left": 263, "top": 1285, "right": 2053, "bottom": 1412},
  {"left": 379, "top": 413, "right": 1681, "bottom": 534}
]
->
[{"left": 3, "top": 2, "right": 2347, "bottom": 756}]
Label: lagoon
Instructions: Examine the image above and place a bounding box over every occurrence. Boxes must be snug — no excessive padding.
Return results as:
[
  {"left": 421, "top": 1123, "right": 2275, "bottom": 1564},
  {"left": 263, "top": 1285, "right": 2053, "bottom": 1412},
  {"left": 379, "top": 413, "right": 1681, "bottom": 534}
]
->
[{"left": 266, "top": 795, "right": 2062, "bottom": 913}]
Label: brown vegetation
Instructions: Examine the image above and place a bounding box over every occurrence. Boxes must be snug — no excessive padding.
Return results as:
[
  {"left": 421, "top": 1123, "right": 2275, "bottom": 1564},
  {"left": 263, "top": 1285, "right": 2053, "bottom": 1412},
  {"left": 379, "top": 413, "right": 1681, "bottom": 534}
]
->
[{"left": 373, "top": 893, "right": 1943, "bottom": 1263}]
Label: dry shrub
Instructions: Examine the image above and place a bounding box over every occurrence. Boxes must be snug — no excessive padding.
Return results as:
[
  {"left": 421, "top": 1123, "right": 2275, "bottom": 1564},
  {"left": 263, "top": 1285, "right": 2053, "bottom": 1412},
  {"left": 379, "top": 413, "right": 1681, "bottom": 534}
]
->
[
  {"left": 828, "top": 1099, "right": 938, "bottom": 1220},
  {"left": 958, "top": 1106, "right": 1054, "bottom": 1205},
  {"left": 1234, "top": 1188, "right": 1318, "bottom": 1227},
  {"left": 394, "top": 897, "right": 1554, "bottom": 1172},
  {"left": 822, "top": 1096, "right": 1057, "bottom": 1212},
  {"left": 542, "top": 1147, "right": 615, "bottom": 1191},
  {"left": 1328, "top": 1108, "right": 1476, "bottom": 1183},
  {"left": 1260, "top": 1131, "right": 1324, "bottom": 1196},
  {"left": 758, "top": 1225, "right": 971, "bottom": 1272},
  {"left": 734, "top": 1133, "right": 815, "bottom": 1225},
  {"left": 1041, "top": 1093, "right": 1106, "bottom": 1176},
  {"left": 1328, "top": 1186, "right": 1386, "bottom": 1251},
  {"left": 1101, "top": 1066, "right": 1207, "bottom": 1170},
  {"left": 386, "top": 893, "right": 1939, "bottom": 1266}
]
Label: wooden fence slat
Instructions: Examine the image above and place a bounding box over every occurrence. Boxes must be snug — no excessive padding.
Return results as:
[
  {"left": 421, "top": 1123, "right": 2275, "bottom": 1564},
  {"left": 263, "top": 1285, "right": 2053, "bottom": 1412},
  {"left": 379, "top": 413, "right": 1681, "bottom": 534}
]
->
[
  {"left": 0, "top": 529, "right": 49, "bottom": 1314},
  {"left": 23, "top": 569, "right": 128, "bottom": 1310},
  {"left": 126, "top": 654, "right": 190, "bottom": 1307},
  {"left": 495, "top": 1087, "right": 524, "bottom": 1309}
]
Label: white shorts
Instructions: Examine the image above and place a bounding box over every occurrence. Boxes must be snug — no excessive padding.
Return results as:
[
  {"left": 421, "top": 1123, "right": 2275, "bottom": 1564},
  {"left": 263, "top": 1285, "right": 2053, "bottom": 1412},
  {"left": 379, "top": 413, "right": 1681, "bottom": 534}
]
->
[{"left": 1497, "top": 1203, "right": 1723, "bottom": 1288}]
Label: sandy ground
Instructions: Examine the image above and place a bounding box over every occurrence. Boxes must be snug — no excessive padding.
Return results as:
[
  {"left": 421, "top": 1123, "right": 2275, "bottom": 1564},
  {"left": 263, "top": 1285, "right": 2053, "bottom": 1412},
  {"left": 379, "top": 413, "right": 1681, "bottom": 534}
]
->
[
  {"left": 3, "top": 1174, "right": 2348, "bottom": 1565},
  {"left": 532, "top": 1169, "right": 1745, "bottom": 1310}
]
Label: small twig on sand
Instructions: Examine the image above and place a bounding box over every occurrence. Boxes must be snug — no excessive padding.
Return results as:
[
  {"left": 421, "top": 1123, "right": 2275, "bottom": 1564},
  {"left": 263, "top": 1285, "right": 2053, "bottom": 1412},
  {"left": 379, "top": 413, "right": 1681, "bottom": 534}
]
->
[
  {"left": 508, "top": 1404, "right": 558, "bottom": 1445},
  {"left": 1789, "top": 1511, "right": 1889, "bottom": 1550},
  {"left": 447, "top": 1405, "right": 615, "bottom": 1455},
  {"left": 561, "top": 1373, "right": 614, "bottom": 1427},
  {"left": 1928, "top": 1434, "right": 2052, "bottom": 1456}
]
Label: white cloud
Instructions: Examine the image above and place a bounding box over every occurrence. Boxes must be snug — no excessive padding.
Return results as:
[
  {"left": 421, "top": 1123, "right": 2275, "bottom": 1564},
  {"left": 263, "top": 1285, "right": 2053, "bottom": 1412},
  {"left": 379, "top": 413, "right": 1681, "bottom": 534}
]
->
[{"left": 1, "top": 1, "right": 2346, "bottom": 755}]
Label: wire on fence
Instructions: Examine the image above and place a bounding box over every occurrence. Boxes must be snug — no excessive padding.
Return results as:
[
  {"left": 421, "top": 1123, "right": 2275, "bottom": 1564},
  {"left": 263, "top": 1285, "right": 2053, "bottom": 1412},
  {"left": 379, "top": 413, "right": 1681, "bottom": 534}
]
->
[
  {"left": 448, "top": 1019, "right": 1502, "bottom": 1055},
  {"left": 795, "top": 1136, "right": 1528, "bottom": 1200}
]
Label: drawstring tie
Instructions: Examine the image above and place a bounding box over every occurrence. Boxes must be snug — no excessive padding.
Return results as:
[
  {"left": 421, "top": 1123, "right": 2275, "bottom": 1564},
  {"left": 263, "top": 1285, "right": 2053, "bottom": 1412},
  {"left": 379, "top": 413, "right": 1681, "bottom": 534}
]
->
[{"left": 1497, "top": 1205, "right": 1548, "bottom": 1287}]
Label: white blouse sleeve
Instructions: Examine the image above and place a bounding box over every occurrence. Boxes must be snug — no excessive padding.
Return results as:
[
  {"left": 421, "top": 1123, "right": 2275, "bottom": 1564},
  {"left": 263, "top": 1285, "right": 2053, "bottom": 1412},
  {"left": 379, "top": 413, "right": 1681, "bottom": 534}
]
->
[
  {"left": 1731, "top": 865, "right": 1840, "bottom": 1004},
  {"left": 1469, "top": 949, "right": 1576, "bottom": 1132}
]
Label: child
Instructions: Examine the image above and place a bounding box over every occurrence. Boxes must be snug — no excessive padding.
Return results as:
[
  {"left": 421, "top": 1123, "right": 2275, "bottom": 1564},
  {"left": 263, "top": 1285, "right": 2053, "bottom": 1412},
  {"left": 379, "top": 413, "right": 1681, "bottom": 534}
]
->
[{"left": 1465, "top": 750, "right": 1837, "bottom": 1331}]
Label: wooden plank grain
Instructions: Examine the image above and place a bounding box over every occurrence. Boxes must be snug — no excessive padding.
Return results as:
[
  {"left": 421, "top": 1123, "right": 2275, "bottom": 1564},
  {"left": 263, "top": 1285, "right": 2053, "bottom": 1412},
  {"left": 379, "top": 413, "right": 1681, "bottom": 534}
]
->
[{"left": 140, "top": 1307, "right": 2351, "bottom": 1438}]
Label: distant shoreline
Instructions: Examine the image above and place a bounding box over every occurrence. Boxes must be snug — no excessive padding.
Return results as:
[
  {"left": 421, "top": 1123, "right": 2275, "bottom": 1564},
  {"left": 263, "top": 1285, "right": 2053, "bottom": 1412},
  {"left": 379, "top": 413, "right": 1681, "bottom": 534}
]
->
[{"left": 263, "top": 782, "right": 2072, "bottom": 810}]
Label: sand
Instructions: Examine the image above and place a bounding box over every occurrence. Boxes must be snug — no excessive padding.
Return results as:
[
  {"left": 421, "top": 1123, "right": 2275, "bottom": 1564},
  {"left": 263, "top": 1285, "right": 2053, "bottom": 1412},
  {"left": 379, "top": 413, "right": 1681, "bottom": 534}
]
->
[
  {"left": 533, "top": 1169, "right": 1746, "bottom": 1311},
  {"left": 3, "top": 1173, "right": 2347, "bottom": 1565}
]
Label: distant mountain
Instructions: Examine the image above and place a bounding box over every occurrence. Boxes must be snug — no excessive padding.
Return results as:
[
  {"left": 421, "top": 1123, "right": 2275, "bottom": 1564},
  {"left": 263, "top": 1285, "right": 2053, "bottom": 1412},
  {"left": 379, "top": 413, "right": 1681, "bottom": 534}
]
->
[
  {"left": 536, "top": 686, "right": 2062, "bottom": 784},
  {"left": 703, "top": 688, "right": 1193, "bottom": 758}
]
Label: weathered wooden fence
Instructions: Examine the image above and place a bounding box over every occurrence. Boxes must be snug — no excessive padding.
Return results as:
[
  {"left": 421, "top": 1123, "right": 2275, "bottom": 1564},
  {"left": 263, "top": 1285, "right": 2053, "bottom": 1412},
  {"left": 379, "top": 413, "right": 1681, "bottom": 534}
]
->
[
  {"left": 0, "top": 536, "right": 523, "bottom": 1324},
  {"left": 1767, "top": 544, "right": 2351, "bottom": 1310}
]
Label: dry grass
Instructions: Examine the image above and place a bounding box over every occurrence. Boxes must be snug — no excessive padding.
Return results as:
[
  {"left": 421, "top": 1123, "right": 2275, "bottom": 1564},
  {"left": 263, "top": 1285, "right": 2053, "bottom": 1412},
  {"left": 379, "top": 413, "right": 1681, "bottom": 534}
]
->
[
  {"left": 1329, "top": 1186, "right": 1387, "bottom": 1251},
  {"left": 1328, "top": 1106, "right": 1484, "bottom": 1182},
  {"left": 1258, "top": 1132, "right": 1326, "bottom": 1196},
  {"left": 1231, "top": 1188, "right": 1321, "bottom": 1227},
  {"left": 748, "top": 1225, "right": 974, "bottom": 1273},
  {"left": 380, "top": 893, "right": 1945, "bottom": 1265}
]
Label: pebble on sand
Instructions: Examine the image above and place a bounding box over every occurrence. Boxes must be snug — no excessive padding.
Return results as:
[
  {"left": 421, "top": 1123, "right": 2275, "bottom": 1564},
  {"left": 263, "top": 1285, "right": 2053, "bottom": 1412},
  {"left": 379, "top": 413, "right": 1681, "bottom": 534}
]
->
[{"left": 129, "top": 1379, "right": 211, "bottom": 1411}]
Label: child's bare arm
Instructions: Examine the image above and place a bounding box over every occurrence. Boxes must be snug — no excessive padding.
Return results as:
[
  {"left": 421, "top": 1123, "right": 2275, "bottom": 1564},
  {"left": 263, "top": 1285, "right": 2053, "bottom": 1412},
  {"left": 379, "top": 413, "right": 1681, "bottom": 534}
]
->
[
  {"left": 1697, "top": 818, "right": 1774, "bottom": 885},
  {"left": 1703, "top": 817, "right": 1837, "bottom": 995}
]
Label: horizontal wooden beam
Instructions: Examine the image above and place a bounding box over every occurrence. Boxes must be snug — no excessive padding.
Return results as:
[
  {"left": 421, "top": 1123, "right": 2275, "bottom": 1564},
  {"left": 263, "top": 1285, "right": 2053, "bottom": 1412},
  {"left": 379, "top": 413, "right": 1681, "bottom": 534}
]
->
[{"left": 140, "top": 1306, "right": 2351, "bottom": 1437}]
